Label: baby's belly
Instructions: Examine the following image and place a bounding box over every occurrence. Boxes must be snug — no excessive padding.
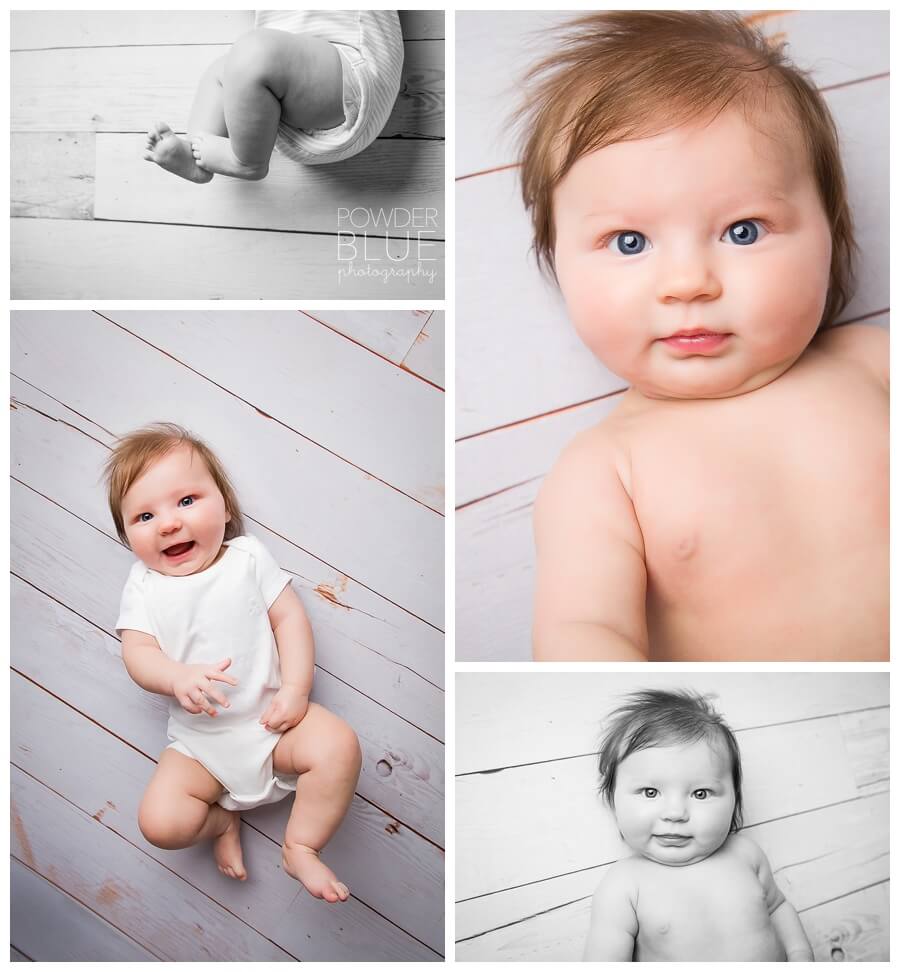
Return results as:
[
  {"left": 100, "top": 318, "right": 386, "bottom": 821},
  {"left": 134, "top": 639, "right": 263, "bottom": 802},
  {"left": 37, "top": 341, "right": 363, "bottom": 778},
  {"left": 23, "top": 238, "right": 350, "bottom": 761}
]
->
[{"left": 636, "top": 923, "right": 785, "bottom": 963}]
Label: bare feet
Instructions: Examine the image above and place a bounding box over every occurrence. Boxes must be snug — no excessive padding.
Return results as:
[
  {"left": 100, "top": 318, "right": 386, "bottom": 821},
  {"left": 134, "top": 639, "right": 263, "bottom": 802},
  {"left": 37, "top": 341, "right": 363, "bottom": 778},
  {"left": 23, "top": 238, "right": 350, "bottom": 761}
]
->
[
  {"left": 213, "top": 810, "right": 247, "bottom": 881},
  {"left": 143, "top": 121, "right": 213, "bottom": 184},
  {"left": 191, "top": 133, "right": 269, "bottom": 181},
  {"left": 282, "top": 842, "right": 349, "bottom": 902}
]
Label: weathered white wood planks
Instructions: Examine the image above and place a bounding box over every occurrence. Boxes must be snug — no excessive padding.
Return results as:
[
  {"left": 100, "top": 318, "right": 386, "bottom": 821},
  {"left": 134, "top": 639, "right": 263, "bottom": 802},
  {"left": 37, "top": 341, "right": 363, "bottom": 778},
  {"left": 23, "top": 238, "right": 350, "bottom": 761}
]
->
[
  {"left": 11, "top": 219, "right": 445, "bottom": 299},
  {"left": 306, "top": 309, "right": 431, "bottom": 363},
  {"left": 92, "top": 135, "right": 444, "bottom": 235},
  {"left": 12, "top": 768, "right": 295, "bottom": 961},
  {"left": 101, "top": 310, "right": 444, "bottom": 512},
  {"left": 11, "top": 860, "right": 155, "bottom": 962}
]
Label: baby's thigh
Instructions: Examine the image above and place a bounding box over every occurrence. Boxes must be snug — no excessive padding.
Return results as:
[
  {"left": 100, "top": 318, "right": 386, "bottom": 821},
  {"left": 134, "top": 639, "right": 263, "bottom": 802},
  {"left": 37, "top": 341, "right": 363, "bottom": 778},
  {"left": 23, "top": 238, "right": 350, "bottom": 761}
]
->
[
  {"left": 142, "top": 746, "right": 223, "bottom": 809},
  {"left": 229, "top": 29, "right": 344, "bottom": 129},
  {"left": 272, "top": 703, "right": 360, "bottom": 774}
]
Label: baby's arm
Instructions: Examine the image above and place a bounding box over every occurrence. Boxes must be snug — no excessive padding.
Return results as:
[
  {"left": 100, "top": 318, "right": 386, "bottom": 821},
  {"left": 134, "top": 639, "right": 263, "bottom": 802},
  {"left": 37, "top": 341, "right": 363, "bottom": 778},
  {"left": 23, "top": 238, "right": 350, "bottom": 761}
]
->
[
  {"left": 120, "top": 629, "right": 236, "bottom": 717},
  {"left": 260, "top": 585, "right": 316, "bottom": 731},
  {"left": 533, "top": 429, "right": 648, "bottom": 660},
  {"left": 582, "top": 864, "right": 638, "bottom": 961},
  {"left": 736, "top": 835, "right": 814, "bottom": 962}
]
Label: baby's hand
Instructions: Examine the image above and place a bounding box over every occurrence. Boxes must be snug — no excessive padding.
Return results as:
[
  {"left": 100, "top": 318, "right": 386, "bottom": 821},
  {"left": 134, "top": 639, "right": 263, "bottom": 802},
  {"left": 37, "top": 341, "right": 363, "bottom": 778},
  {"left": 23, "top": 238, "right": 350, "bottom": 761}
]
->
[
  {"left": 260, "top": 685, "right": 309, "bottom": 733},
  {"left": 172, "top": 658, "right": 238, "bottom": 717}
]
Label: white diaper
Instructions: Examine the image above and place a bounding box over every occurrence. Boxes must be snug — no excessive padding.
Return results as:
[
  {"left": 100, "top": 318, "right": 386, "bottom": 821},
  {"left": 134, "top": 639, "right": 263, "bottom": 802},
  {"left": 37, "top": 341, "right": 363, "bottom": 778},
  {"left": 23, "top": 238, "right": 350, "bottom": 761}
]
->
[
  {"left": 168, "top": 727, "right": 298, "bottom": 813},
  {"left": 255, "top": 9, "right": 404, "bottom": 165}
]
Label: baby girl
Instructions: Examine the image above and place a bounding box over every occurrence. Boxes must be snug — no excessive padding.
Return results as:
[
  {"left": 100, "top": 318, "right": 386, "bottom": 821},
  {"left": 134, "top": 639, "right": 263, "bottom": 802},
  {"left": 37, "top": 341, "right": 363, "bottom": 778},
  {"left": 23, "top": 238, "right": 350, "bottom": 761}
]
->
[
  {"left": 584, "top": 689, "right": 813, "bottom": 961},
  {"left": 107, "top": 424, "right": 361, "bottom": 902},
  {"left": 525, "top": 12, "right": 888, "bottom": 660},
  {"left": 143, "top": 10, "right": 403, "bottom": 182}
]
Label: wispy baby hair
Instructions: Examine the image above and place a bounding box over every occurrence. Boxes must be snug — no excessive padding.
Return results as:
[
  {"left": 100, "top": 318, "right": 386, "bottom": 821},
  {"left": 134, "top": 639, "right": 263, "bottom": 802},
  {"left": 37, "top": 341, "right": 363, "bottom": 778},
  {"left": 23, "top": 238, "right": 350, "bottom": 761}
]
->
[
  {"left": 104, "top": 423, "right": 245, "bottom": 546},
  {"left": 516, "top": 10, "right": 855, "bottom": 328},
  {"left": 598, "top": 688, "right": 743, "bottom": 832}
]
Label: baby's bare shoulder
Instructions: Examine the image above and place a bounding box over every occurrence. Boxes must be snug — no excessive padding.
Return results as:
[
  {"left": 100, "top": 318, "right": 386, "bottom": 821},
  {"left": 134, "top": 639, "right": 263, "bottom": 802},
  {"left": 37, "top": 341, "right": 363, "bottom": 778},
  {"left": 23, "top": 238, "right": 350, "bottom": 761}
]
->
[
  {"left": 723, "top": 832, "right": 766, "bottom": 869},
  {"left": 594, "top": 857, "right": 641, "bottom": 900},
  {"left": 815, "top": 323, "right": 888, "bottom": 387}
]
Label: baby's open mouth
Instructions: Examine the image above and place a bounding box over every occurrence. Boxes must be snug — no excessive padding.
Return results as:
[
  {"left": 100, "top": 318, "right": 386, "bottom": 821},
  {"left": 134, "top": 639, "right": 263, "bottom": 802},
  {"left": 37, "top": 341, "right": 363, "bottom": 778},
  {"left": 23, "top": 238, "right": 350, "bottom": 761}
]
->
[{"left": 163, "top": 540, "right": 195, "bottom": 558}]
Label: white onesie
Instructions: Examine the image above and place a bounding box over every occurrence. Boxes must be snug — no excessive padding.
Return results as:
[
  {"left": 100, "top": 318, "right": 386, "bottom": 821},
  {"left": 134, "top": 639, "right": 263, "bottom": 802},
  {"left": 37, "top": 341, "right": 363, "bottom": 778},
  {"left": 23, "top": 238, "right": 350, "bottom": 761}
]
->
[
  {"left": 254, "top": 9, "right": 404, "bottom": 164},
  {"left": 116, "top": 534, "right": 299, "bottom": 811}
]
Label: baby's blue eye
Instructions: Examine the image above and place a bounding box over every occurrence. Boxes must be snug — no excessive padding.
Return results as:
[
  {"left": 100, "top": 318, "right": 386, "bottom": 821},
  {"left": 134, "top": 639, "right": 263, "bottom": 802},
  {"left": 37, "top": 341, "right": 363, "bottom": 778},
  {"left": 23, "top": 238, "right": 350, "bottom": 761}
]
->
[
  {"left": 609, "top": 231, "right": 649, "bottom": 256},
  {"left": 139, "top": 512, "right": 153, "bottom": 523},
  {"left": 724, "top": 219, "right": 763, "bottom": 246},
  {"left": 178, "top": 496, "right": 194, "bottom": 507},
  {"left": 693, "top": 789, "right": 710, "bottom": 800},
  {"left": 641, "top": 787, "right": 659, "bottom": 798}
]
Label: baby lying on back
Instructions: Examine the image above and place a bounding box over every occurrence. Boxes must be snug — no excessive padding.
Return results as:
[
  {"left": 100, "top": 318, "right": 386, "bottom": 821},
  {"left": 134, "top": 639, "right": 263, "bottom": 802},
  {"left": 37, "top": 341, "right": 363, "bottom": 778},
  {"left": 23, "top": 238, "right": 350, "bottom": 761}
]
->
[{"left": 526, "top": 12, "right": 888, "bottom": 661}]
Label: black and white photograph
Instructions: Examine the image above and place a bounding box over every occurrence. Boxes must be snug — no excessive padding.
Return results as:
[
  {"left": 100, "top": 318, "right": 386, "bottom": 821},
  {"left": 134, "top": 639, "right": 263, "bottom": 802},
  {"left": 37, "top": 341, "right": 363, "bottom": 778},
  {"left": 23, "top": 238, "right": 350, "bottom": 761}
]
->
[
  {"left": 10, "top": 310, "right": 444, "bottom": 961},
  {"left": 456, "top": 672, "right": 889, "bottom": 962},
  {"left": 11, "top": 10, "right": 444, "bottom": 298}
]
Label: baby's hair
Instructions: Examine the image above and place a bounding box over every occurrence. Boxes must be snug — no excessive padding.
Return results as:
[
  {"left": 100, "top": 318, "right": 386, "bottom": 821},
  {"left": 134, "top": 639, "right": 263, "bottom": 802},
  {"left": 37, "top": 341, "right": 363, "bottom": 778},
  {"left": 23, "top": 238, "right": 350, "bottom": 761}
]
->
[
  {"left": 516, "top": 10, "right": 855, "bottom": 328},
  {"left": 104, "top": 423, "right": 245, "bottom": 546},
  {"left": 598, "top": 688, "right": 744, "bottom": 833}
]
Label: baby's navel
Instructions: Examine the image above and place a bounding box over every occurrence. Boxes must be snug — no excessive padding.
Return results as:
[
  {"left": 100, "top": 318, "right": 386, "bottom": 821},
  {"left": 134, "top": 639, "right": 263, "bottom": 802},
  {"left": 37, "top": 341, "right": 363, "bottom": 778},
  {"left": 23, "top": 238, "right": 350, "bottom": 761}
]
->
[{"left": 657, "top": 922, "right": 671, "bottom": 936}]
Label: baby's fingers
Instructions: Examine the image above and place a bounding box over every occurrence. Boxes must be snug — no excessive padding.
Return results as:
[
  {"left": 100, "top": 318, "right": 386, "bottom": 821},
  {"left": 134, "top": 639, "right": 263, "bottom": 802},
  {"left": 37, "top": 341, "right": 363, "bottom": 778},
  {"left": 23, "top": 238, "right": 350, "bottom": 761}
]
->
[
  {"left": 208, "top": 671, "right": 239, "bottom": 687},
  {"left": 205, "top": 686, "right": 231, "bottom": 709}
]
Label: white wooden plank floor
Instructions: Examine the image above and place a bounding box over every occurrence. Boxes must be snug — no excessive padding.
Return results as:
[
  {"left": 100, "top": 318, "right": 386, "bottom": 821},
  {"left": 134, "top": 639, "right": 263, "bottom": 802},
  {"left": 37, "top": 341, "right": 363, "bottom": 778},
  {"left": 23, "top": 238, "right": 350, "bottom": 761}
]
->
[
  {"left": 10, "top": 310, "right": 444, "bottom": 962},
  {"left": 455, "top": 673, "right": 890, "bottom": 962},
  {"left": 10, "top": 11, "right": 445, "bottom": 298},
  {"left": 455, "top": 10, "right": 890, "bottom": 660}
]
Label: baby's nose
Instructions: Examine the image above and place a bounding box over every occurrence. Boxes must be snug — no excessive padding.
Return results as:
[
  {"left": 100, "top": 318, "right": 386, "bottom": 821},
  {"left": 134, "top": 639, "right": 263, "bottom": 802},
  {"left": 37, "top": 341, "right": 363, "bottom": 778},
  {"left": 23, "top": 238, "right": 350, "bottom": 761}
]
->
[
  {"left": 657, "top": 247, "right": 722, "bottom": 304},
  {"left": 158, "top": 515, "right": 181, "bottom": 534},
  {"left": 662, "top": 800, "right": 689, "bottom": 821}
]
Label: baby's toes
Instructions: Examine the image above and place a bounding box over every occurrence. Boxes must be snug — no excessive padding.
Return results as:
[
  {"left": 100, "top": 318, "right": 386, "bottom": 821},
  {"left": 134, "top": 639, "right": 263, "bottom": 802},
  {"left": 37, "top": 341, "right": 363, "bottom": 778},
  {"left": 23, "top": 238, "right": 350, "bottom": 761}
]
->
[{"left": 335, "top": 882, "right": 350, "bottom": 901}]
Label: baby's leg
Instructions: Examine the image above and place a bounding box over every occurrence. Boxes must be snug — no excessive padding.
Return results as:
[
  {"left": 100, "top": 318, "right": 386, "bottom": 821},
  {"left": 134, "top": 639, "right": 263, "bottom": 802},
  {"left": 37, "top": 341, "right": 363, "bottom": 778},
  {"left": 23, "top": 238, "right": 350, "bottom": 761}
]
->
[
  {"left": 143, "top": 56, "right": 227, "bottom": 184},
  {"left": 190, "top": 28, "right": 344, "bottom": 181},
  {"left": 272, "top": 703, "right": 362, "bottom": 902},
  {"left": 138, "top": 747, "right": 247, "bottom": 881}
]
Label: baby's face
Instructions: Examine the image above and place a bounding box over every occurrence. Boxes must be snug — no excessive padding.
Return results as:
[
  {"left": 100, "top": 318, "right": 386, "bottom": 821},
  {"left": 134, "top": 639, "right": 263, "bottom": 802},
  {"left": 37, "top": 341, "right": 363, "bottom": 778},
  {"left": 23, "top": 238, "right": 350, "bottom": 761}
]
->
[
  {"left": 552, "top": 106, "right": 833, "bottom": 399},
  {"left": 121, "top": 444, "right": 230, "bottom": 576},
  {"left": 612, "top": 739, "right": 735, "bottom": 866}
]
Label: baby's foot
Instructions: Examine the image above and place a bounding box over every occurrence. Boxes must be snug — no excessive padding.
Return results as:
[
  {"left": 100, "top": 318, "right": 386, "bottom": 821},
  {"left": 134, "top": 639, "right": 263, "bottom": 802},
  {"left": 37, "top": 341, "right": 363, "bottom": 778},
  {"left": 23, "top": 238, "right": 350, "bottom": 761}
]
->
[
  {"left": 190, "top": 134, "right": 269, "bottom": 181},
  {"left": 143, "top": 121, "right": 213, "bottom": 184},
  {"left": 282, "top": 842, "right": 349, "bottom": 903},
  {"left": 213, "top": 810, "right": 247, "bottom": 881}
]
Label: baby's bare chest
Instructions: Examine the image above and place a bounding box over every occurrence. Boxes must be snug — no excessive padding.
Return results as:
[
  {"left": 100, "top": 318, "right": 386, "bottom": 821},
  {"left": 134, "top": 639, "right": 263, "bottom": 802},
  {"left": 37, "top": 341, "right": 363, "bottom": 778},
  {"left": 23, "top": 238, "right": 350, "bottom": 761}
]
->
[
  {"left": 634, "top": 865, "right": 776, "bottom": 961},
  {"left": 625, "top": 369, "right": 887, "bottom": 653}
]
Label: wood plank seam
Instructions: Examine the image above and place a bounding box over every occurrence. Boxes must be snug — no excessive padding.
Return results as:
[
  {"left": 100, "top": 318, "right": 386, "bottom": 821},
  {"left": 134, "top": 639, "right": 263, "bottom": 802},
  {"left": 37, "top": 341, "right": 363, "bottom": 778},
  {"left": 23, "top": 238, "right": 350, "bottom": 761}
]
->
[{"left": 300, "top": 310, "right": 447, "bottom": 391}]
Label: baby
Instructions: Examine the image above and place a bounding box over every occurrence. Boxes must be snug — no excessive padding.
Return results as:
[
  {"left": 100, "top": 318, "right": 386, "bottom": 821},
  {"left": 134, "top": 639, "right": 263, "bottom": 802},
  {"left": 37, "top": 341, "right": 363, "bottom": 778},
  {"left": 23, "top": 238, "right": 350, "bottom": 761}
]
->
[
  {"left": 525, "top": 12, "right": 888, "bottom": 661},
  {"left": 143, "top": 10, "right": 403, "bottom": 182},
  {"left": 107, "top": 424, "right": 362, "bottom": 902},
  {"left": 584, "top": 689, "right": 813, "bottom": 962}
]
